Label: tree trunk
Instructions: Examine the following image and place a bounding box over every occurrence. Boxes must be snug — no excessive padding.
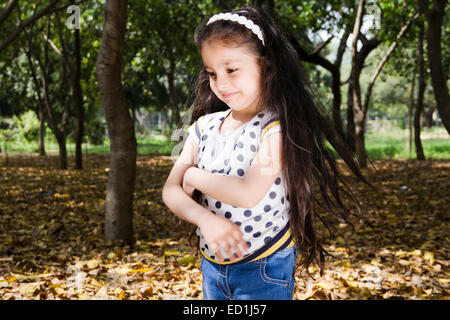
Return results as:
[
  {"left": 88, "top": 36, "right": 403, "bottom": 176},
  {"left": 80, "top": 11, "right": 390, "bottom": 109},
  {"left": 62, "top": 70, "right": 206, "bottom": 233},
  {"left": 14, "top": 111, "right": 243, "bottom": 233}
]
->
[
  {"left": 97, "top": 0, "right": 136, "bottom": 244},
  {"left": 332, "top": 29, "right": 350, "bottom": 140},
  {"left": 354, "top": 108, "right": 367, "bottom": 167},
  {"left": 56, "top": 133, "right": 68, "bottom": 169},
  {"left": 362, "top": 10, "right": 420, "bottom": 114},
  {"left": 408, "top": 63, "right": 417, "bottom": 152},
  {"left": 167, "top": 52, "right": 180, "bottom": 128},
  {"left": 74, "top": 28, "right": 84, "bottom": 170},
  {"left": 51, "top": 11, "right": 84, "bottom": 169},
  {"left": 418, "top": 0, "right": 450, "bottom": 134},
  {"left": 415, "top": 18, "right": 426, "bottom": 160},
  {"left": 38, "top": 107, "right": 46, "bottom": 156},
  {"left": 40, "top": 63, "right": 69, "bottom": 170},
  {"left": 424, "top": 104, "right": 435, "bottom": 129},
  {"left": 350, "top": 0, "right": 366, "bottom": 168},
  {"left": 24, "top": 38, "right": 47, "bottom": 156},
  {"left": 287, "top": 33, "right": 347, "bottom": 141},
  {"left": 346, "top": 83, "right": 356, "bottom": 154},
  {"left": 161, "top": 108, "right": 169, "bottom": 136},
  {"left": 42, "top": 14, "right": 69, "bottom": 170}
]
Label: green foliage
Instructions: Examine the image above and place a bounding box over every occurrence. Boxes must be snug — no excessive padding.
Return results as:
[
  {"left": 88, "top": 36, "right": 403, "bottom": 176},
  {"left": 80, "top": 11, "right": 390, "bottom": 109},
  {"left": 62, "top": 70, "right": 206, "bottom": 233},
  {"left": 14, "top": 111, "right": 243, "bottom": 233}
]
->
[
  {"left": 0, "top": 112, "right": 40, "bottom": 150},
  {"left": 12, "top": 110, "right": 40, "bottom": 143},
  {"left": 85, "top": 119, "right": 106, "bottom": 146},
  {"left": 0, "top": 0, "right": 447, "bottom": 159}
]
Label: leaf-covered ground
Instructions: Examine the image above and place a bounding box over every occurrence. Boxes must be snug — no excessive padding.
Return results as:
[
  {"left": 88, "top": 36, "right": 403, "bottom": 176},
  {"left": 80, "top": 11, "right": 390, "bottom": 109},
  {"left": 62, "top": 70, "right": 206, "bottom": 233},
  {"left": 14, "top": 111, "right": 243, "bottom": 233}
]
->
[{"left": 0, "top": 154, "right": 448, "bottom": 300}]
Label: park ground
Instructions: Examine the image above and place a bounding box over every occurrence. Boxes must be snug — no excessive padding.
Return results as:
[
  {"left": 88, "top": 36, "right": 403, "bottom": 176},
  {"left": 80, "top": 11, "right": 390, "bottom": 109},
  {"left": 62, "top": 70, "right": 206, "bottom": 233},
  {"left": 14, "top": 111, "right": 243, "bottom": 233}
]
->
[{"left": 0, "top": 152, "right": 448, "bottom": 300}]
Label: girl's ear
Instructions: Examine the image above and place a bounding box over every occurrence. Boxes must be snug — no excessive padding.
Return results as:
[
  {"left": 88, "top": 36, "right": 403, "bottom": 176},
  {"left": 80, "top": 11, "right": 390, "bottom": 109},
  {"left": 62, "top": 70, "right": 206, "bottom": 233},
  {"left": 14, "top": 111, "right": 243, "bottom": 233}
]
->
[
  {"left": 257, "top": 56, "right": 267, "bottom": 73},
  {"left": 257, "top": 55, "right": 266, "bottom": 65}
]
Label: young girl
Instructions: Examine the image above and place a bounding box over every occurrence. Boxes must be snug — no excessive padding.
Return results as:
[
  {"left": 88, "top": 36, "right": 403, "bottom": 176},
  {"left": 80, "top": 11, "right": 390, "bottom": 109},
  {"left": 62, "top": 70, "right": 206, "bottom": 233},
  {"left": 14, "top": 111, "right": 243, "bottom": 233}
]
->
[{"left": 162, "top": 6, "right": 366, "bottom": 300}]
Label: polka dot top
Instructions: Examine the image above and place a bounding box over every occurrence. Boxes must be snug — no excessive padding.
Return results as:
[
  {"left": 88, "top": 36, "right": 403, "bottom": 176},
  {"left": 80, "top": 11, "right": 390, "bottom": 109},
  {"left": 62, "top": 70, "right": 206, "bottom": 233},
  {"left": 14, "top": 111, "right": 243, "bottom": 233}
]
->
[{"left": 187, "top": 108, "right": 294, "bottom": 265}]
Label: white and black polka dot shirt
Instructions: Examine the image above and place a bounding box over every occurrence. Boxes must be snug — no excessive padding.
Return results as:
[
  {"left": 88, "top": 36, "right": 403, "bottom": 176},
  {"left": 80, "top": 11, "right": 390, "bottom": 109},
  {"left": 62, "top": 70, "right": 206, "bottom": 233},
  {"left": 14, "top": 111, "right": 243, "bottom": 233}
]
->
[{"left": 187, "top": 108, "right": 293, "bottom": 264}]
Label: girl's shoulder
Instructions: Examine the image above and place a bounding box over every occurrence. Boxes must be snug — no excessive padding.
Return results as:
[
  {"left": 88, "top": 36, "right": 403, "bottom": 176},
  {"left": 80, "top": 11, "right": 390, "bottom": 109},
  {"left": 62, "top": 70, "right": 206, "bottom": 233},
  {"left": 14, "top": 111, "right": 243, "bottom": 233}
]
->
[
  {"left": 259, "top": 109, "right": 280, "bottom": 125},
  {"left": 187, "top": 110, "right": 228, "bottom": 143},
  {"left": 258, "top": 110, "right": 281, "bottom": 142}
]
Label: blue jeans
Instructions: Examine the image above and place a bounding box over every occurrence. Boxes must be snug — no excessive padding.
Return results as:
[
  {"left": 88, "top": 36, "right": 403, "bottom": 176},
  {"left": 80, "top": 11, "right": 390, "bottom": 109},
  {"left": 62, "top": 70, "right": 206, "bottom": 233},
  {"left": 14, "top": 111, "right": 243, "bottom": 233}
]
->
[{"left": 200, "top": 245, "right": 297, "bottom": 300}]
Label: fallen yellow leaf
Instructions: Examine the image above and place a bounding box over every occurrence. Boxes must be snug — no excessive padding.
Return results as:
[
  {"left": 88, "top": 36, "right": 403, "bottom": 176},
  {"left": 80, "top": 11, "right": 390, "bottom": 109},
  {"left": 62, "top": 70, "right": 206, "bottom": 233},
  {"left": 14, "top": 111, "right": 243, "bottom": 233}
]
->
[
  {"left": 164, "top": 250, "right": 179, "bottom": 256},
  {"left": 370, "top": 258, "right": 383, "bottom": 267},
  {"left": 179, "top": 256, "right": 197, "bottom": 265},
  {"left": 90, "top": 278, "right": 103, "bottom": 287},
  {"left": 130, "top": 268, "right": 153, "bottom": 273},
  {"left": 10, "top": 273, "right": 52, "bottom": 280},
  {"left": 7, "top": 277, "right": 16, "bottom": 283},
  {"left": 86, "top": 259, "right": 100, "bottom": 269},
  {"left": 399, "top": 259, "right": 410, "bottom": 266},
  {"left": 315, "top": 281, "right": 334, "bottom": 291},
  {"left": 338, "top": 261, "right": 351, "bottom": 268},
  {"left": 423, "top": 251, "right": 434, "bottom": 265}
]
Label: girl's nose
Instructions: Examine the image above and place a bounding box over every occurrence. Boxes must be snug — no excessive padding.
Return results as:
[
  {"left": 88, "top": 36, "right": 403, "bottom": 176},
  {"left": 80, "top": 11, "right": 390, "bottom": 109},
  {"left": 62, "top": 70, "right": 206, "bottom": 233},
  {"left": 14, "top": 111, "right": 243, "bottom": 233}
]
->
[{"left": 216, "top": 75, "right": 230, "bottom": 92}]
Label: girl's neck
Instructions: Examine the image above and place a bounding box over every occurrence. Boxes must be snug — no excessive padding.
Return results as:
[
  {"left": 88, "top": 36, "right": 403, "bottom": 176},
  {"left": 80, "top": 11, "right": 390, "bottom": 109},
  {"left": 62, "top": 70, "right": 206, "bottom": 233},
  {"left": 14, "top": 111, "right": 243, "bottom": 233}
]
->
[
  {"left": 219, "top": 108, "right": 259, "bottom": 134},
  {"left": 228, "top": 110, "right": 255, "bottom": 124},
  {"left": 228, "top": 103, "right": 262, "bottom": 122}
]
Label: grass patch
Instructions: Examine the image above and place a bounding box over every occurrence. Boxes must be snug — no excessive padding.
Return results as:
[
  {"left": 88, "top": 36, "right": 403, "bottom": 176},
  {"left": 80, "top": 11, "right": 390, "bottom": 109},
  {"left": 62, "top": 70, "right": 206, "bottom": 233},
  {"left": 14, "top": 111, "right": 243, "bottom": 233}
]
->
[
  {"left": 366, "top": 127, "right": 449, "bottom": 160},
  {"left": 3, "top": 127, "right": 449, "bottom": 160},
  {"left": 3, "top": 133, "right": 177, "bottom": 156}
]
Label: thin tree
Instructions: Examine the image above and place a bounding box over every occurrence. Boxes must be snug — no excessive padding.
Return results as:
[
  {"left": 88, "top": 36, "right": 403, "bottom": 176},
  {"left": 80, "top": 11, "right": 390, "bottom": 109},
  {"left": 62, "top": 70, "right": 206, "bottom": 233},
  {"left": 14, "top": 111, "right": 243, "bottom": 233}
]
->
[
  {"left": 418, "top": 0, "right": 450, "bottom": 134},
  {"left": 408, "top": 63, "right": 417, "bottom": 153},
  {"left": 287, "top": 31, "right": 350, "bottom": 141},
  {"left": 349, "top": 3, "right": 419, "bottom": 167},
  {"left": 414, "top": 17, "right": 426, "bottom": 160},
  {"left": 349, "top": 0, "right": 367, "bottom": 167}
]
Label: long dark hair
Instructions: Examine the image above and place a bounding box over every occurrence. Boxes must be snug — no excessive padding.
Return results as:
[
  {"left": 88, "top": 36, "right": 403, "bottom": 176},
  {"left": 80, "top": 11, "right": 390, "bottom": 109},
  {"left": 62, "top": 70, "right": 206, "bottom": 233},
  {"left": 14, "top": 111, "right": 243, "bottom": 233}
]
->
[{"left": 188, "top": 6, "right": 369, "bottom": 276}]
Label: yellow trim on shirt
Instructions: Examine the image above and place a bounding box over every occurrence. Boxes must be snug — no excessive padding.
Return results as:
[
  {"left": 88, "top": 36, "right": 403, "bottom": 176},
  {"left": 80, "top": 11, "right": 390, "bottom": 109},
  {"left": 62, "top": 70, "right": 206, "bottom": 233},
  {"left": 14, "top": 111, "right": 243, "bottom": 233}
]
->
[
  {"left": 197, "top": 115, "right": 204, "bottom": 137},
  {"left": 260, "top": 120, "right": 280, "bottom": 143},
  {"left": 200, "top": 228, "right": 294, "bottom": 265}
]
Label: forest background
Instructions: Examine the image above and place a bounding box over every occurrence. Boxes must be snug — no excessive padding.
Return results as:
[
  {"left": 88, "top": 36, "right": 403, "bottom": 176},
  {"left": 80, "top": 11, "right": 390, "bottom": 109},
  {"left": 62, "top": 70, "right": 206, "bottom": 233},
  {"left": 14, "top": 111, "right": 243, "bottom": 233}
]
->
[{"left": 0, "top": 0, "right": 448, "bottom": 300}]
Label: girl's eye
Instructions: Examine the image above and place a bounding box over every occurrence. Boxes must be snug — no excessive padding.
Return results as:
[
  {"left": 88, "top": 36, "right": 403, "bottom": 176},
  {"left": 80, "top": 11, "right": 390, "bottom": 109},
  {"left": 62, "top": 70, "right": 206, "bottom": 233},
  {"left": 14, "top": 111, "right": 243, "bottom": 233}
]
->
[{"left": 205, "top": 69, "right": 237, "bottom": 78}]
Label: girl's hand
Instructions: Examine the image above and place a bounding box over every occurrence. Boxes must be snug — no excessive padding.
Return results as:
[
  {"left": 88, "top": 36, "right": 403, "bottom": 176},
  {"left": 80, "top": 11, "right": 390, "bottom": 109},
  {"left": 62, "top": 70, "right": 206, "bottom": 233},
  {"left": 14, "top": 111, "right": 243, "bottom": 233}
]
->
[
  {"left": 182, "top": 167, "right": 195, "bottom": 197},
  {"left": 198, "top": 213, "right": 249, "bottom": 261}
]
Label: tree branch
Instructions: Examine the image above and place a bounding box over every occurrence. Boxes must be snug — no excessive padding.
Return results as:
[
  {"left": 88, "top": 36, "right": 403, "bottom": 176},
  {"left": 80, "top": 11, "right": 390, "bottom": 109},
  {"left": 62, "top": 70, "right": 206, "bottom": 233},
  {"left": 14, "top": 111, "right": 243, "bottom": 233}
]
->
[
  {"left": 0, "top": 0, "right": 18, "bottom": 27},
  {"left": 310, "top": 35, "right": 334, "bottom": 56},
  {"left": 0, "top": 0, "right": 89, "bottom": 54},
  {"left": 362, "top": 10, "right": 421, "bottom": 115},
  {"left": 0, "top": 0, "right": 62, "bottom": 53}
]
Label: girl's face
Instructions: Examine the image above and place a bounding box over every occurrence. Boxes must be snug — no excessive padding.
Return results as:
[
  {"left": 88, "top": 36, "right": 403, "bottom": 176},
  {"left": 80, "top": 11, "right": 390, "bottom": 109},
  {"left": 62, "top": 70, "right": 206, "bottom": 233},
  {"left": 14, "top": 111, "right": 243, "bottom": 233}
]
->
[{"left": 201, "top": 39, "right": 261, "bottom": 116}]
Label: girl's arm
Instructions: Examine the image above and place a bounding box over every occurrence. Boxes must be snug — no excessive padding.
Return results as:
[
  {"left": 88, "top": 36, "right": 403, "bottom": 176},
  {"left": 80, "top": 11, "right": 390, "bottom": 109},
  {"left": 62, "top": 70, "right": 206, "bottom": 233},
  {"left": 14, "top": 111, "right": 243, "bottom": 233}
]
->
[
  {"left": 162, "top": 134, "right": 212, "bottom": 227},
  {"left": 183, "top": 132, "right": 282, "bottom": 208},
  {"left": 162, "top": 134, "right": 248, "bottom": 260}
]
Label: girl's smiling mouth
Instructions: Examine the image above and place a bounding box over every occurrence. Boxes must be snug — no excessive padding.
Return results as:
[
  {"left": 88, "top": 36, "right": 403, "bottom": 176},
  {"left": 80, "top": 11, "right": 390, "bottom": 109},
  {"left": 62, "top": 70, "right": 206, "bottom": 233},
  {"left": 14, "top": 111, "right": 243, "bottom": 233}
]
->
[{"left": 222, "top": 92, "right": 238, "bottom": 99}]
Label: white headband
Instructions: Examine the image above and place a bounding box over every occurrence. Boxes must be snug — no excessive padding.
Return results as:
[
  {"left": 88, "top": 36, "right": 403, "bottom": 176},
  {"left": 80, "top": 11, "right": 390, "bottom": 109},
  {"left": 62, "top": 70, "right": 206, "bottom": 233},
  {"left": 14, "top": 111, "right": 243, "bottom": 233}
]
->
[{"left": 207, "top": 12, "right": 265, "bottom": 46}]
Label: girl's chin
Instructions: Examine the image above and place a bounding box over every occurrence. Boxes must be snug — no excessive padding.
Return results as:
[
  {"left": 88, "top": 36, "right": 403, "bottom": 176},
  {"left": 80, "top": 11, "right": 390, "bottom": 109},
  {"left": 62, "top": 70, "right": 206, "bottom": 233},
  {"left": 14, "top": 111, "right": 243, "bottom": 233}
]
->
[{"left": 223, "top": 102, "right": 246, "bottom": 111}]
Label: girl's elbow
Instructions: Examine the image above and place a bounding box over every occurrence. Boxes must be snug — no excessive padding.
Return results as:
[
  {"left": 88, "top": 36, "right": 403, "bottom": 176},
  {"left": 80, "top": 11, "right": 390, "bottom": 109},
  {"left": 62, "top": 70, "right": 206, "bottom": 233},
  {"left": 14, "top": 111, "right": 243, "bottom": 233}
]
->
[
  {"left": 161, "top": 184, "right": 169, "bottom": 206},
  {"left": 161, "top": 182, "right": 175, "bottom": 206}
]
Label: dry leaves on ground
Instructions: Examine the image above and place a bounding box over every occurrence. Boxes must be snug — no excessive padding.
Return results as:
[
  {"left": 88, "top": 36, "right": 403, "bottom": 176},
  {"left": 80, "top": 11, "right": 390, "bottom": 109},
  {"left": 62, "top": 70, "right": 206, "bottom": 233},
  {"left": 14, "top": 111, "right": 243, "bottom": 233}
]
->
[{"left": 0, "top": 155, "right": 448, "bottom": 300}]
